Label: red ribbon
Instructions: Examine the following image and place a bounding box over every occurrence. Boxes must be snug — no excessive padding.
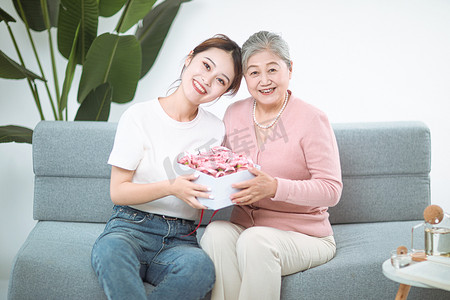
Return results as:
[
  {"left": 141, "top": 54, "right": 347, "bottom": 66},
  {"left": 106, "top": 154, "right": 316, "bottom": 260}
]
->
[{"left": 182, "top": 209, "right": 219, "bottom": 237}]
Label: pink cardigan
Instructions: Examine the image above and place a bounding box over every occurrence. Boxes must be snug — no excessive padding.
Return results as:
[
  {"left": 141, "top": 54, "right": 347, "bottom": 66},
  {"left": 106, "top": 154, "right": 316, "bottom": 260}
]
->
[{"left": 223, "top": 93, "right": 343, "bottom": 237}]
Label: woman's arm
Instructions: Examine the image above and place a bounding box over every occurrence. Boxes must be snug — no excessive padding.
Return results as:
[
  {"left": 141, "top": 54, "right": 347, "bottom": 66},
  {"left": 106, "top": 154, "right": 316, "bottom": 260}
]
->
[
  {"left": 110, "top": 166, "right": 210, "bottom": 209},
  {"left": 229, "top": 112, "right": 342, "bottom": 208},
  {"left": 271, "top": 112, "right": 343, "bottom": 207},
  {"left": 230, "top": 168, "right": 341, "bottom": 208}
]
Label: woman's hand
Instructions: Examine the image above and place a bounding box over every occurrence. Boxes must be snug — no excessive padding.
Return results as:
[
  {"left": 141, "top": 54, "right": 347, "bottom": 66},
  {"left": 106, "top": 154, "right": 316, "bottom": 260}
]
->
[
  {"left": 230, "top": 167, "right": 278, "bottom": 205},
  {"left": 170, "top": 173, "right": 210, "bottom": 209},
  {"left": 110, "top": 166, "right": 209, "bottom": 209}
]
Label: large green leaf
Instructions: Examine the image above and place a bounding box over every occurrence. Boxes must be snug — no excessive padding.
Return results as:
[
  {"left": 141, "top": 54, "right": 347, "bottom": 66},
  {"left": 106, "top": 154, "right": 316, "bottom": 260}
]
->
[
  {"left": 0, "top": 125, "right": 33, "bottom": 144},
  {"left": 60, "top": 22, "right": 81, "bottom": 113},
  {"left": 12, "top": 0, "right": 60, "bottom": 31},
  {"left": 0, "top": 50, "right": 44, "bottom": 81},
  {"left": 77, "top": 33, "right": 142, "bottom": 104},
  {"left": 98, "top": 0, "right": 127, "bottom": 17},
  {"left": 136, "top": 0, "right": 190, "bottom": 78},
  {"left": 0, "top": 7, "right": 17, "bottom": 23},
  {"left": 57, "top": 0, "right": 98, "bottom": 65},
  {"left": 75, "top": 83, "right": 112, "bottom": 121},
  {"left": 115, "top": 0, "right": 156, "bottom": 33}
]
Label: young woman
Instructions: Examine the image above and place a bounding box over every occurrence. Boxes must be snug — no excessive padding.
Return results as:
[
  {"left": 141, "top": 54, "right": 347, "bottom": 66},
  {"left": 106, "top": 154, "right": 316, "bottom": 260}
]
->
[
  {"left": 200, "top": 31, "right": 342, "bottom": 300},
  {"left": 91, "top": 34, "right": 242, "bottom": 300}
]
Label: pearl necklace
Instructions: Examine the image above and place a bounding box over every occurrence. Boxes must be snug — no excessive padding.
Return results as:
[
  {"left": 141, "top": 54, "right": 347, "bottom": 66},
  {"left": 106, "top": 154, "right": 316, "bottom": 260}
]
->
[{"left": 253, "top": 92, "right": 289, "bottom": 129}]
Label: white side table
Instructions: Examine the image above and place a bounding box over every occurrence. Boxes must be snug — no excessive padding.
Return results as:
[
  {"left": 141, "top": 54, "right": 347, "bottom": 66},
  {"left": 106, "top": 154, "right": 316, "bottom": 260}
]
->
[{"left": 382, "top": 259, "right": 434, "bottom": 300}]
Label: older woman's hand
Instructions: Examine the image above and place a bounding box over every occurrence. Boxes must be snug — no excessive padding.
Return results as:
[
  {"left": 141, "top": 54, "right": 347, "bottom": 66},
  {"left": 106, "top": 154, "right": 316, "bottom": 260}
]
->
[{"left": 230, "top": 167, "right": 278, "bottom": 205}]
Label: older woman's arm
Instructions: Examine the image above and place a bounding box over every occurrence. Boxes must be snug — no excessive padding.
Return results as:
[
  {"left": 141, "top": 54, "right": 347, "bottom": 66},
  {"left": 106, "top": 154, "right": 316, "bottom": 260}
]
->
[
  {"left": 231, "top": 112, "right": 342, "bottom": 207},
  {"left": 272, "top": 112, "right": 342, "bottom": 207}
]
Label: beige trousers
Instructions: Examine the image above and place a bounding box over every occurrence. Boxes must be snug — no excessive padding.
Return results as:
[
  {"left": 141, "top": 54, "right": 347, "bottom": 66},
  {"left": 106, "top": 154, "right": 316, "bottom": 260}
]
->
[{"left": 200, "top": 220, "right": 336, "bottom": 300}]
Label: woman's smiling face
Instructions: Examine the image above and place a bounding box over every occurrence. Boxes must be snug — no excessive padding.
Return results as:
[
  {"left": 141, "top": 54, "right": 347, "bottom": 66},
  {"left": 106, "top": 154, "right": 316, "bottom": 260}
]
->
[
  {"left": 181, "top": 47, "right": 236, "bottom": 105},
  {"left": 244, "top": 50, "right": 292, "bottom": 106}
]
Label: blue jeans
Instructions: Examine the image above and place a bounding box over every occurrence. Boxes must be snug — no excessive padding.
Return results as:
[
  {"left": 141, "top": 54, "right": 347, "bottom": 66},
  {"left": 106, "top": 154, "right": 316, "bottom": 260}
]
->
[{"left": 91, "top": 205, "right": 215, "bottom": 300}]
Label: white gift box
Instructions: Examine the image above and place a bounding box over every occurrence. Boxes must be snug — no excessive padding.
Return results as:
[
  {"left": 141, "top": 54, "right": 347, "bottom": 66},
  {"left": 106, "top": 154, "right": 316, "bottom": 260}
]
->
[{"left": 179, "top": 164, "right": 256, "bottom": 210}]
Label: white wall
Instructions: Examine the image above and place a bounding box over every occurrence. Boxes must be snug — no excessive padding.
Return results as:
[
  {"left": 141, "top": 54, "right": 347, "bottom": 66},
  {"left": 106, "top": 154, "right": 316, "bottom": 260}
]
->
[{"left": 1, "top": 0, "right": 449, "bottom": 283}]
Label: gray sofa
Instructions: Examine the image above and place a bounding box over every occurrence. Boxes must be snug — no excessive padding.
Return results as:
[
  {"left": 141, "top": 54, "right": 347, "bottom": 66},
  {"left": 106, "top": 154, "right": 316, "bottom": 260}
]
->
[{"left": 8, "top": 120, "right": 450, "bottom": 299}]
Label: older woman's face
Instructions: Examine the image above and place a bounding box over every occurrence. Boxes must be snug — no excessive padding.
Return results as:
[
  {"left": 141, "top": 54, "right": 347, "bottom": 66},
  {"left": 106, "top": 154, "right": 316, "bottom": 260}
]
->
[{"left": 244, "top": 50, "right": 292, "bottom": 106}]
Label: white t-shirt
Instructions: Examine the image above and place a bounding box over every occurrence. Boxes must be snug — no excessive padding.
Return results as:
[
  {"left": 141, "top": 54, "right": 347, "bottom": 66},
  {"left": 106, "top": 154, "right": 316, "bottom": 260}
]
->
[{"left": 108, "top": 99, "right": 225, "bottom": 220}]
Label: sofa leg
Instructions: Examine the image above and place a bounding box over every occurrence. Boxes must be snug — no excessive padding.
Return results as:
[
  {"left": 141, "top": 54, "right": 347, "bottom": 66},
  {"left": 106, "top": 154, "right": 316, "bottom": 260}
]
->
[{"left": 395, "top": 284, "right": 411, "bottom": 300}]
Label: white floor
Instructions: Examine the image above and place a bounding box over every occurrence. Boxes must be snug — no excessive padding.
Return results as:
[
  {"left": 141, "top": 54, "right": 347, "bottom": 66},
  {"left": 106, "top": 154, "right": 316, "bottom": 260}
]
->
[{"left": 0, "top": 280, "right": 8, "bottom": 300}]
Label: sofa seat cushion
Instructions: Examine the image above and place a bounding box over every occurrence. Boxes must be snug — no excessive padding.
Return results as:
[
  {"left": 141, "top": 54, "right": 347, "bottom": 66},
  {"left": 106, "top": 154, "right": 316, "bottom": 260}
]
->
[
  {"left": 281, "top": 221, "right": 449, "bottom": 300},
  {"left": 9, "top": 220, "right": 450, "bottom": 300},
  {"left": 8, "top": 221, "right": 142, "bottom": 299}
]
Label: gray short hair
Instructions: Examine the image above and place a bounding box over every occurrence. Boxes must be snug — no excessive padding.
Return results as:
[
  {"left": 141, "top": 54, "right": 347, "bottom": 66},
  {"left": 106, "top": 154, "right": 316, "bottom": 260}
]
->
[{"left": 242, "top": 31, "right": 291, "bottom": 71}]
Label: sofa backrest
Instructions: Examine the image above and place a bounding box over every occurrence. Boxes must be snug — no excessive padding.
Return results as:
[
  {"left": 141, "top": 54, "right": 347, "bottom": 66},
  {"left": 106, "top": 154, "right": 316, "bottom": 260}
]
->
[
  {"left": 328, "top": 122, "right": 430, "bottom": 224},
  {"left": 32, "top": 120, "right": 430, "bottom": 224}
]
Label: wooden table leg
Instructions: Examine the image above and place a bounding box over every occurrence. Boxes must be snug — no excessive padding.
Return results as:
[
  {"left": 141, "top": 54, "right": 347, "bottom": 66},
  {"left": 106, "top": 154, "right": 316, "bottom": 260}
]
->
[{"left": 395, "top": 284, "right": 411, "bottom": 300}]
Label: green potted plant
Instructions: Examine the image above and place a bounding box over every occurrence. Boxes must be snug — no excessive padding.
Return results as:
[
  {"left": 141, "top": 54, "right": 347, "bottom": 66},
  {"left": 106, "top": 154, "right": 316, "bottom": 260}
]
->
[{"left": 0, "top": 0, "right": 190, "bottom": 143}]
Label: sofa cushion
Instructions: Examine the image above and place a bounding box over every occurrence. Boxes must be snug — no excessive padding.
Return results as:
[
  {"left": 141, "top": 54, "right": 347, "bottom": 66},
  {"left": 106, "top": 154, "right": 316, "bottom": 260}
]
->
[
  {"left": 280, "top": 220, "right": 449, "bottom": 300},
  {"left": 8, "top": 221, "right": 108, "bottom": 300},
  {"left": 32, "top": 121, "right": 114, "bottom": 178},
  {"left": 32, "top": 121, "right": 430, "bottom": 225},
  {"left": 9, "top": 220, "right": 450, "bottom": 300},
  {"left": 332, "top": 122, "right": 430, "bottom": 177}
]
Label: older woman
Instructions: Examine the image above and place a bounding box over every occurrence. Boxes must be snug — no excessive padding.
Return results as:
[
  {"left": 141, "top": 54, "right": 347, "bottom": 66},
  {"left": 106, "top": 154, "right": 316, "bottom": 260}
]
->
[{"left": 200, "top": 31, "right": 343, "bottom": 300}]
